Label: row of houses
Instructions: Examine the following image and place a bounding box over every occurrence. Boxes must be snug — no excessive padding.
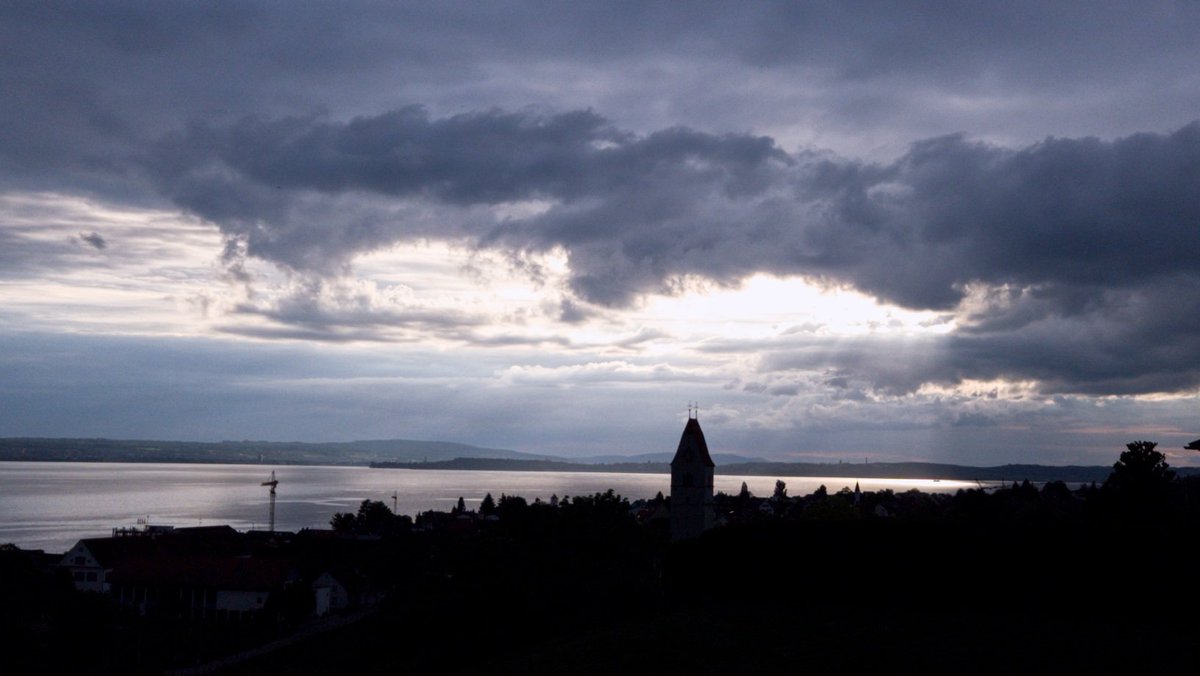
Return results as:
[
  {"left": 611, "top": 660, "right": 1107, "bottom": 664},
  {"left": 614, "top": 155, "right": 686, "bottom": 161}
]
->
[{"left": 60, "top": 524, "right": 379, "bottom": 621}]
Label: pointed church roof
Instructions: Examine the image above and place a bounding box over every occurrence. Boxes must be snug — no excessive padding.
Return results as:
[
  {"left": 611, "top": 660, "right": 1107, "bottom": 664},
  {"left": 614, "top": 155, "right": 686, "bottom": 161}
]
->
[{"left": 671, "top": 418, "right": 715, "bottom": 468}]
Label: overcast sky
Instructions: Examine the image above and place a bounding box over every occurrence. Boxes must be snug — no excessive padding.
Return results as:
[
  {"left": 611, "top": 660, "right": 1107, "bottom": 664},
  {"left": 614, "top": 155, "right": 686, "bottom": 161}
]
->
[{"left": 3, "top": 1, "right": 1199, "bottom": 465}]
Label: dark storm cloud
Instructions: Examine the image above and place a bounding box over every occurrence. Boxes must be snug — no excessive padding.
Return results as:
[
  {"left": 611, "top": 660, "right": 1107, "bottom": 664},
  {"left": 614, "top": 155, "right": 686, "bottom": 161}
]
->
[
  {"left": 948, "top": 276, "right": 1200, "bottom": 395},
  {"left": 146, "top": 108, "right": 1200, "bottom": 307},
  {"left": 808, "top": 125, "right": 1200, "bottom": 308},
  {"left": 133, "top": 105, "right": 1200, "bottom": 394},
  {"left": 145, "top": 107, "right": 790, "bottom": 290},
  {"left": 756, "top": 274, "right": 1200, "bottom": 396},
  {"left": 5, "top": 2, "right": 1199, "bottom": 191},
  {"left": 737, "top": 3, "right": 1199, "bottom": 83}
]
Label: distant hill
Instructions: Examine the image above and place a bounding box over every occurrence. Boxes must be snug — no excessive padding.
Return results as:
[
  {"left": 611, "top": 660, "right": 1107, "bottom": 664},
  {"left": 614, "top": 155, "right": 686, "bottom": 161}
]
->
[
  {"left": 373, "top": 457, "right": 669, "bottom": 474},
  {"left": 719, "top": 461, "right": 1200, "bottom": 483},
  {"left": 571, "top": 452, "right": 766, "bottom": 465},
  {"left": 6, "top": 437, "right": 1198, "bottom": 483},
  {"left": 0, "top": 437, "right": 543, "bottom": 466},
  {"left": 374, "top": 456, "right": 1199, "bottom": 483}
]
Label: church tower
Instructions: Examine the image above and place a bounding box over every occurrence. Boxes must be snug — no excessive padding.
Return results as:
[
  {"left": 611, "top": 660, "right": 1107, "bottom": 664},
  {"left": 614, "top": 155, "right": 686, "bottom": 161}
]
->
[{"left": 670, "top": 408, "right": 714, "bottom": 541}]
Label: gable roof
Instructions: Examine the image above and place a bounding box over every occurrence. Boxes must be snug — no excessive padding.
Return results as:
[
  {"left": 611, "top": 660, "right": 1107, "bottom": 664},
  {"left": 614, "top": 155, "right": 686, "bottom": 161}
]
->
[
  {"left": 65, "top": 525, "right": 248, "bottom": 568},
  {"left": 68, "top": 537, "right": 156, "bottom": 568},
  {"left": 670, "top": 418, "right": 715, "bottom": 468},
  {"left": 108, "top": 555, "right": 299, "bottom": 591}
]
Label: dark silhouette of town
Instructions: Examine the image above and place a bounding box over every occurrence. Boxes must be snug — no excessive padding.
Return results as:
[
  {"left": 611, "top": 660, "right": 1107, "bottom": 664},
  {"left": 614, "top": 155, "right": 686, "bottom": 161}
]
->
[{"left": 3, "top": 419, "right": 1200, "bottom": 674}]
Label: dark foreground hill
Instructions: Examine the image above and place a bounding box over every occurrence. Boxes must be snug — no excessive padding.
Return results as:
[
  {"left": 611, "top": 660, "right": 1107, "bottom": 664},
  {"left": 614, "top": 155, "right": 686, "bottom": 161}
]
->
[
  {"left": 228, "top": 479, "right": 1200, "bottom": 675},
  {"left": 6, "top": 472, "right": 1200, "bottom": 675}
]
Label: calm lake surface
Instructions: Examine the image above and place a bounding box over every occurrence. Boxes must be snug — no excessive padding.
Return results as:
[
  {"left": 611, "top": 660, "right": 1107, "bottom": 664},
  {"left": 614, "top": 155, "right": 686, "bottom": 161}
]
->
[{"left": 0, "top": 461, "right": 980, "bottom": 553}]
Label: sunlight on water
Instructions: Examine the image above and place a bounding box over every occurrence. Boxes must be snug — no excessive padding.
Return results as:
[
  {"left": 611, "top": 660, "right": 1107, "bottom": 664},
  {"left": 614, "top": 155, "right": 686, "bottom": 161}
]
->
[{"left": 0, "top": 462, "right": 987, "bottom": 552}]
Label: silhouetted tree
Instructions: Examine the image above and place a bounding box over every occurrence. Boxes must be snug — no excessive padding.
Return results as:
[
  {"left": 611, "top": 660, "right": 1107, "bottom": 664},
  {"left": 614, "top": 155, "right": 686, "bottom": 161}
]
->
[
  {"left": 1106, "top": 440, "right": 1175, "bottom": 494},
  {"left": 772, "top": 480, "right": 788, "bottom": 500},
  {"left": 453, "top": 496, "right": 467, "bottom": 514},
  {"left": 357, "top": 499, "right": 394, "bottom": 531},
  {"left": 360, "top": 499, "right": 413, "bottom": 535},
  {"left": 330, "top": 500, "right": 410, "bottom": 536},
  {"left": 738, "top": 482, "right": 751, "bottom": 500},
  {"left": 1097, "top": 441, "right": 1179, "bottom": 521},
  {"left": 559, "top": 489, "right": 632, "bottom": 533},
  {"left": 479, "top": 493, "right": 496, "bottom": 515},
  {"left": 497, "top": 494, "right": 528, "bottom": 521},
  {"left": 498, "top": 494, "right": 527, "bottom": 509},
  {"left": 1041, "top": 480, "right": 1073, "bottom": 501},
  {"left": 802, "top": 489, "right": 860, "bottom": 520},
  {"left": 330, "top": 511, "right": 355, "bottom": 533},
  {"left": 813, "top": 484, "right": 828, "bottom": 498}
]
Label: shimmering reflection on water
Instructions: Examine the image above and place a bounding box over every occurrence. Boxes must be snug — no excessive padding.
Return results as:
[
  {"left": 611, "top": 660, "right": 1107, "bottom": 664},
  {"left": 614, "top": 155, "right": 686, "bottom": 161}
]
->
[{"left": 0, "top": 461, "right": 981, "bottom": 552}]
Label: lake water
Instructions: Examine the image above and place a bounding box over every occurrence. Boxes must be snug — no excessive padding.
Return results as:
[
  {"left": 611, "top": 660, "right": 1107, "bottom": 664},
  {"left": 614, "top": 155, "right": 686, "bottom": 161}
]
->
[{"left": 0, "top": 461, "right": 980, "bottom": 553}]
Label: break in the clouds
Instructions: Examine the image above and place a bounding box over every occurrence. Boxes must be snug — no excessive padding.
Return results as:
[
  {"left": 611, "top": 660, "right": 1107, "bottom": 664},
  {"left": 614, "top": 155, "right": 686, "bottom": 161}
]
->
[{"left": 2, "top": 2, "right": 1199, "bottom": 463}]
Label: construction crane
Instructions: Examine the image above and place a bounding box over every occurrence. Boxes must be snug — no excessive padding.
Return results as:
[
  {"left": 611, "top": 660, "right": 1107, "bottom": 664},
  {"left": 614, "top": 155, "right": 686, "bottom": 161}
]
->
[{"left": 261, "top": 471, "right": 279, "bottom": 533}]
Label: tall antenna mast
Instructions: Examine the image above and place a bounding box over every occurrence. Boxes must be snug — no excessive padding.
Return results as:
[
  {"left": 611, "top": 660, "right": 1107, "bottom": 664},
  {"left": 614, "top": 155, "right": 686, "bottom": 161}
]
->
[{"left": 261, "top": 471, "right": 279, "bottom": 533}]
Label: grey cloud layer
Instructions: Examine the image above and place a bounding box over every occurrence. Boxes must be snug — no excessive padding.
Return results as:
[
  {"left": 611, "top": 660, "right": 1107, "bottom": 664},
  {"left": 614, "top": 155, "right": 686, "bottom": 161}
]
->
[
  {"left": 4, "top": 2, "right": 1200, "bottom": 413},
  {"left": 142, "top": 107, "right": 1200, "bottom": 395},
  {"left": 5, "top": 1, "right": 1199, "bottom": 188},
  {"left": 149, "top": 108, "right": 790, "bottom": 298}
]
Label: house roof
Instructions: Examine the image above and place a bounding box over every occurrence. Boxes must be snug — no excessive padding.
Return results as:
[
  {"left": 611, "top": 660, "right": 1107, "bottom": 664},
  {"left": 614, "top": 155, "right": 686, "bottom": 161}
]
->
[
  {"left": 173, "top": 525, "right": 240, "bottom": 540},
  {"left": 109, "top": 555, "right": 299, "bottom": 591},
  {"left": 67, "top": 525, "right": 247, "bottom": 568},
  {"left": 670, "top": 418, "right": 715, "bottom": 468},
  {"left": 70, "top": 536, "right": 156, "bottom": 567}
]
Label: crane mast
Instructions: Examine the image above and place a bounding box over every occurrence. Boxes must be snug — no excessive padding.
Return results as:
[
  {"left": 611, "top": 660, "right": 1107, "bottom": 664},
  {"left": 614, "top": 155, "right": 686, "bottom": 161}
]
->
[{"left": 261, "top": 471, "right": 279, "bottom": 533}]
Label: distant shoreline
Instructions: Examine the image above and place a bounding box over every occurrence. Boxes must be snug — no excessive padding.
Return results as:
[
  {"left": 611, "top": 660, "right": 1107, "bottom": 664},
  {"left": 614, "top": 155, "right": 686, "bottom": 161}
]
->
[
  {"left": 373, "top": 456, "right": 1198, "bottom": 484},
  {"left": 5, "top": 436, "right": 1198, "bottom": 484}
]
